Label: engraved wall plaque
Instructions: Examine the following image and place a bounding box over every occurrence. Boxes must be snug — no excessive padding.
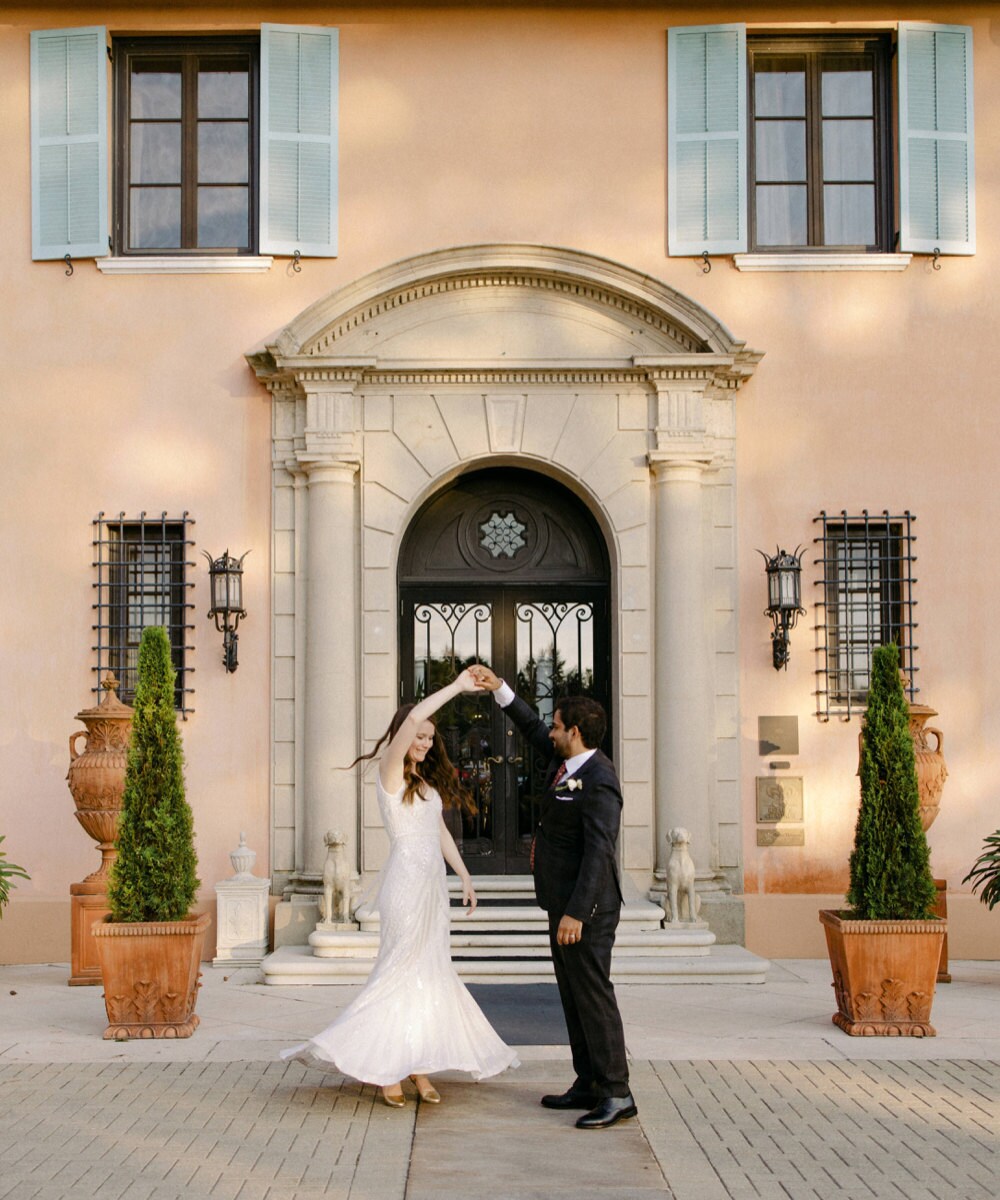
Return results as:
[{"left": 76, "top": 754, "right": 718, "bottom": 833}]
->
[
  {"left": 758, "top": 715, "right": 799, "bottom": 756},
  {"left": 756, "top": 776, "right": 804, "bottom": 823},
  {"left": 757, "top": 828, "right": 805, "bottom": 848}
]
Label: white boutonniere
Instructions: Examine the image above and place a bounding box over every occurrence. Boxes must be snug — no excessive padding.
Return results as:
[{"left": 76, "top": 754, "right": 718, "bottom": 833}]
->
[{"left": 558, "top": 778, "right": 583, "bottom": 793}]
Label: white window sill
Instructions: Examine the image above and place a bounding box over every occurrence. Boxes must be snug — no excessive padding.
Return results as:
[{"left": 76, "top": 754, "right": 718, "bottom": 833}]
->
[
  {"left": 733, "top": 253, "right": 912, "bottom": 272},
  {"left": 96, "top": 255, "right": 274, "bottom": 275}
]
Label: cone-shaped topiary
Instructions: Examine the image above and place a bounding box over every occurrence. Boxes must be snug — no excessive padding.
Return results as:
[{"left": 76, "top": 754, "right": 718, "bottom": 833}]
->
[
  {"left": 108, "top": 627, "right": 199, "bottom": 922},
  {"left": 847, "top": 642, "right": 937, "bottom": 921}
]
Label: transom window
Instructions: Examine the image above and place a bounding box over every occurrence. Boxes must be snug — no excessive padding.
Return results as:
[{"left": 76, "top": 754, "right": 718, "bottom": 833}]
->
[
  {"left": 114, "top": 37, "right": 258, "bottom": 254},
  {"left": 749, "top": 36, "right": 891, "bottom": 251},
  {"left": 92, "top": 513, "right": 196, "bottom": 715},
  {"left": 813, "top": 511, "right": 917, "bottom": 721}
]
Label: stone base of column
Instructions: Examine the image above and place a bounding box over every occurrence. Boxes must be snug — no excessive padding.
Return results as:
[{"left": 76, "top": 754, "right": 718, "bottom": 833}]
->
[
  {"left": 697, "top": 893, "right": 745, "bottom": 945},
  {"left": 273, "top": 893, "right": 322, "bottom": 948}
]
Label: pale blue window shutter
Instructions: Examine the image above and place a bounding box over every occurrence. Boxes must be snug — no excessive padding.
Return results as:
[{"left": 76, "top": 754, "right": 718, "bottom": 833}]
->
[
  {"left": 668, "top": 24, "right": 746, "bottom": 256},
  {"left": 259, "top": 24, "right": 338, "bottom": 257},
  {"left": 30, "top": 26, "right": 108, "bottom": 261},
  {"left": 898, "top": 23, "right": 974, "bottom": 255}
]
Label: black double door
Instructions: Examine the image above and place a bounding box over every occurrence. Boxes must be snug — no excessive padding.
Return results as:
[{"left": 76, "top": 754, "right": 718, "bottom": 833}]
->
[{"left": 400, "top": 586, "right": 609, "bottom": 874}]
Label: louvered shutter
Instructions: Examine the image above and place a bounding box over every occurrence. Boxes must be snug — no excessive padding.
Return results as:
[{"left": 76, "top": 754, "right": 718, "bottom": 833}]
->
[
  {"left": 30, "top": 26, "right": 108, "bottom": 260},
  {"left": 259, "top": 24, "right": 338, "bottom": 257},
  {"left": 898, "top": 23, "right": 975, "bottom": 255},
  {"left": 668, "top": 24, "right": 747, "bottom": 256}
]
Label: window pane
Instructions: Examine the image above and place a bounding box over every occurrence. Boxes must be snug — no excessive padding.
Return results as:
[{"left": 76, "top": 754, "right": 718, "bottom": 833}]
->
[
  {"left": 755, "top": 63, "right": 805, "bottom": 116},
  {"left": 130, "top": 65, "right": 181, "bottom": 118},
  {"left": 756, "top": 184, "right": 807, "bottom": 245},
  {"left": 821, "top": 69, "right": 873, "bottom": 117},
  {"left": 130, "top": 123, "right": 181, "bottom": 184},
  {"left": 130, "top": 187, "right": 181, "bottom": 248},
  {"left": 197, "top": 122, "right": 249, "bottom": 183},
  {"left": 198, "top": 187, "right": 249, "bottom": 247},
  {"left": 824, "top": 184, "right": 875, "bottom": 245},
  {"left": 755, "top": 120, "right": 806, "bottom": 182},
  {"left": 822, "top": 120, "right": 874, "bottom": 181},
  {"left": 198, "top": 68, "right": 248, "bottom": 118}
]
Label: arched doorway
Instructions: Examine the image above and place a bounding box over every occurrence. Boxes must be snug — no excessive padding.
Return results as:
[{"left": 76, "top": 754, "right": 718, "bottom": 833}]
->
[{"left": 399, "top": 467, "right": 611, "bottom": 874}]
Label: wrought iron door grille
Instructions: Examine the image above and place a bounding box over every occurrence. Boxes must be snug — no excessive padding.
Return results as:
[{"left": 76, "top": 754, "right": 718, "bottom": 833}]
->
[
  {"left": 813, "top": 510, "right": 917, "bottom": 721},
  {"left": 92, "top": 513, "right": 196, "bottom": 716}
]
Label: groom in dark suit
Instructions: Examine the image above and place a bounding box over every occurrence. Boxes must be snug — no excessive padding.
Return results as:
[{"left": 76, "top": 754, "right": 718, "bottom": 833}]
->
[{"left": 471, "top": 665, "right": 636, "bottom": 1129}]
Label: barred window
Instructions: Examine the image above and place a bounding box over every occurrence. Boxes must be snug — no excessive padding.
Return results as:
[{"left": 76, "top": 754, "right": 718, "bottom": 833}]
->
[
  {"left": 813, "top": 511, "right": 917, "bottom": 720},
  {"left": 92, "top": 513, "right": 196, "bottom": 716}
]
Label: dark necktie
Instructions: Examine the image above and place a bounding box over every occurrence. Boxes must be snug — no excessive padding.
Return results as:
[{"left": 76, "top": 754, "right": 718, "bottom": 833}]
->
[{"left": 552, "top": 761, "right": 568, "bottom": 787}]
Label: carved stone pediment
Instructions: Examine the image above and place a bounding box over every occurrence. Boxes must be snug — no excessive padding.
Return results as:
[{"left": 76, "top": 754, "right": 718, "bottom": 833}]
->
[{"left": 249, "top": 244, "right": 762, "bottom": 384}]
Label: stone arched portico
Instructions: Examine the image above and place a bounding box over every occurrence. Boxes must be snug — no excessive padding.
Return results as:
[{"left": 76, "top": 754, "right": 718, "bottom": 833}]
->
[{"left": 248, "top": 244, "right": 761, "bottom": 944}]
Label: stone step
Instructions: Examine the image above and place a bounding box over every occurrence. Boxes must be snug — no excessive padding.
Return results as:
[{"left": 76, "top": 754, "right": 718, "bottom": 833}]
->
[
  {"left": 261, "top": 943, "right": 770, "bottom": 985},
  {"left": 309, "top": 926, "right": 716, "bottom": 960},
  {"left": 355, "top": 877, "right": 668, "bottom": 933}
]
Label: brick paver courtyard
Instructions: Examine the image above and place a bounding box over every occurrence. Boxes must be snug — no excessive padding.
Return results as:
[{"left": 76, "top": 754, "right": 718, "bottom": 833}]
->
[{"left": 2, "top": 1058, "right": 998, "bottom": 1199}]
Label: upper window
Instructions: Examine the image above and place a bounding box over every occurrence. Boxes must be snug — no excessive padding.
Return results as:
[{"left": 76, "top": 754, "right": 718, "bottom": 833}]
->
[
  {"left": 667, "top": 22, "right": 975, "bottom": 259},
  {"left": 30, "top": 23, "right": 339, "bottom": 262},
  {"left": 114, "top": 37, "right": 257, "bottom": 255},
  {"left": 92, "top": 513, "right": 196, "bottom": 716},
  {"left": 748, "top": 36, "right": 891, "bottom": 252},
  {"left": 813, "top": 510, "right": 917, "bottom": 721}
]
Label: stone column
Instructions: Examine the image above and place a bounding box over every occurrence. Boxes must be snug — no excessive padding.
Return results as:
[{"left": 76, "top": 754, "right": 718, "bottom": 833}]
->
[
  {"left": 296, "top": 454, "right": 360, "bottom": 881},
  {"left": 292, "top": 374, "right": 363, "bottom": 886},
  {"left": 649, "top": 452, "right": 714, "bottom": 882}
]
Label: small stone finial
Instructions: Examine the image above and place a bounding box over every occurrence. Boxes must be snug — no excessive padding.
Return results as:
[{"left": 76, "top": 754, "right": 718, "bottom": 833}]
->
[{"left": 229, "top": 832, "right": 257, "bottom": 880}]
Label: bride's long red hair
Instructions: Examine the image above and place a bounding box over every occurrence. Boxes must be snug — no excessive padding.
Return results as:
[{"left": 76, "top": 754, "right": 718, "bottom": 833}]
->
[{"left": 349, "top": 704, "right": 477, "bottom": 816}]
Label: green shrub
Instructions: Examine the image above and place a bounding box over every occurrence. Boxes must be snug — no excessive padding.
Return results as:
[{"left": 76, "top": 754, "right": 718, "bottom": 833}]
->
[
  {"left": 108, "top": 627, "right": 199, "bottom": 922},
  {"left": 846, "top": 643, "right": 937, "bottom": 921},
  {"left": 964, "top": 831, "right": 1000, "bottom": 911},
  {"left": 0, "top": 836, "right": 30, "bottom": 918}
]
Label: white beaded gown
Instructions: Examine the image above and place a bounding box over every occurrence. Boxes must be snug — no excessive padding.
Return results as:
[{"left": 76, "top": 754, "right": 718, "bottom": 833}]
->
[{"left": 281, "top": 776, "right": 519, "bottom": 1086}]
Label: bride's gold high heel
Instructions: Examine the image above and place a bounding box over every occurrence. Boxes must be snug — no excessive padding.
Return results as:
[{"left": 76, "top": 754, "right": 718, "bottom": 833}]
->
[
  {"left": 409, "top": 1075, "right": 441, "bottom": 1103},
  {"left": 380, "top": 1085, "right": 406, "bottom": 1107}
]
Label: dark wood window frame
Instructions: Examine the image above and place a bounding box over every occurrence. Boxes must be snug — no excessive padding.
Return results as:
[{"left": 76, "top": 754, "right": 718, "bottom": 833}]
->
[
  {"left": 113, "top": 35, "right": 259, "bottom": 256},
  {"left": 748, "top": 33, "right": 893, "bottom": 253}
]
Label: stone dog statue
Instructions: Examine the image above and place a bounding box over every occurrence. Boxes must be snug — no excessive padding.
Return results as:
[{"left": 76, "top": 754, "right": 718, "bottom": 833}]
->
[
  {"left": 664, "top": 826, "right": 701, "bottom": 924},
  {"left": 316, "top": 830, "right": 358, "bottom": 926}
]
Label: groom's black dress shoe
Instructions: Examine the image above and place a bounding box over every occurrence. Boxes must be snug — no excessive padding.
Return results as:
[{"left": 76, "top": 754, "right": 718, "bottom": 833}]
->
[
  {"left": 540, "top": 1087, "right": 600, "bottom": 1110},
  {"left": 575, "top": 1094, "right": 638, "bottom": 1129}
]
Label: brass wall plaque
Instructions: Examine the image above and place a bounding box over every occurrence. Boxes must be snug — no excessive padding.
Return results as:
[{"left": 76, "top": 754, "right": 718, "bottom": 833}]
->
[
  {"left": 756, "top": 776, "right": 803, "bottom": 823},
  {"left": 758, "top": 715, "right": 799, "bottom": 756},
  {"left": 757, "top": 828, "right": 805, "bottom": 847}
]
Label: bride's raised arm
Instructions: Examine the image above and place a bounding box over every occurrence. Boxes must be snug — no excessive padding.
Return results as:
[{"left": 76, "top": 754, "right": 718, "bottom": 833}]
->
[{"left": 378, "top": 667, "right": 482, "bottom": 791}]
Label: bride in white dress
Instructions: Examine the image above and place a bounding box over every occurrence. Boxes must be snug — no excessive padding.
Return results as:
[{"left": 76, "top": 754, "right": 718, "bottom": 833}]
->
[{"left": 282, "top": 668, "right": 519, "bottom": 1105}]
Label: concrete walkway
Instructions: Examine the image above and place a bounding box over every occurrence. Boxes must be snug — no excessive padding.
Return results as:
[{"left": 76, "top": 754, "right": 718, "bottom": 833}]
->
[{"left": 1, "top": 960, "right": 999, "bottom": 1199}]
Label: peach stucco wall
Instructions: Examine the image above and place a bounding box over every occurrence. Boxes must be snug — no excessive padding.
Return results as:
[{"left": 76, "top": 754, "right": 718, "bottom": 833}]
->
[{"left": 3, "top": 3, "right": 1000, "bottom": 960}]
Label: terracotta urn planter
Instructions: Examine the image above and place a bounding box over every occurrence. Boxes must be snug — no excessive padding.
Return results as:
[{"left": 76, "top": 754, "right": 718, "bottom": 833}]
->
[
  {"left": 67, "top": 674, "right": 134, "bottom": 884},
  {"left": 66, "top": 674, "right": 134, "bottom": 985},
  {"left": 908, "top": 701, "right": 947, "bottom": 832},
  {"left": 820, "top": 910, "right": 945, "bottom": 1036},
  {"left": 93, "top": 911, "right": 211, "bottom": 1039}
]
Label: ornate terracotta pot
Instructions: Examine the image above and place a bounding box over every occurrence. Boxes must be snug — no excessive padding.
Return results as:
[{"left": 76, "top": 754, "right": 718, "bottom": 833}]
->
[
  {"left": 908, "top": 702, "right": 947, "bottom": 832},
  {"left": 820, "top": 910, "right": 945, "bottom": 1036},
  {"left": 66, "top": 675, "right": 133, "bottom": 883},
  {"left": 93, "top": 912, "right": 211, "bottom": 1039}
]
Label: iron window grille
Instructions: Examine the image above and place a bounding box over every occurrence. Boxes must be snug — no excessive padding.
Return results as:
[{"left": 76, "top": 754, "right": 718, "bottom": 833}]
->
[
  {"left": 92, "top": 513, "right": 196, "bottom": 716},
  {"left": 813, "top": 510, "right": 917, "bottom": 721}
]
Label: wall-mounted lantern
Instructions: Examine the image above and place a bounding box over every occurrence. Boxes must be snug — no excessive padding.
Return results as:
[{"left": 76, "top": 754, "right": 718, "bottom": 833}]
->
[
  {"left": 203, "top": 550, "right": 250, "bottom": 673},
  {"left": 759, "top": 547, "right": 804, "bottom": 671}
]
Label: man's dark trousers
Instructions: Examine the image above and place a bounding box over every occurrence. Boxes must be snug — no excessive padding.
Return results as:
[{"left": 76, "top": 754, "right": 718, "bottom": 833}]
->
[{"left": 549, "top": 906, "right": 629, "bottom": 1098}]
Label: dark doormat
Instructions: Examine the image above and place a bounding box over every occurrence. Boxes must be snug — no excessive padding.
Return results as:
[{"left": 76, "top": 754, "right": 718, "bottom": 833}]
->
[{"left": 466, "top": 983, "right": 567, "bottom": 1044}]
